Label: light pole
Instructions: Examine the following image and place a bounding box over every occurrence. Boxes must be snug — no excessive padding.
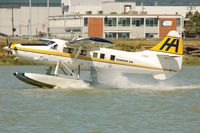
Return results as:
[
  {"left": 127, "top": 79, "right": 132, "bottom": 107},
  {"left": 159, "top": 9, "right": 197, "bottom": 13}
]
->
[
  {"left": 47, "top": 0, "right": 49, "bottom": 38},
  {"left": 11, "top": 7, "right": 15, "bottom": 36},
  {"left": 29, "top": 0, "right": 32, "bottom": 40}
]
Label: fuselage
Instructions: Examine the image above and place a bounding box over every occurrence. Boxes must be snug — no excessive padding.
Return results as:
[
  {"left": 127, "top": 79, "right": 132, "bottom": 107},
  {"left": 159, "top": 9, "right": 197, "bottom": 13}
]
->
[{"left": 7, "top": 39, "right": 180, "bottom": 77}]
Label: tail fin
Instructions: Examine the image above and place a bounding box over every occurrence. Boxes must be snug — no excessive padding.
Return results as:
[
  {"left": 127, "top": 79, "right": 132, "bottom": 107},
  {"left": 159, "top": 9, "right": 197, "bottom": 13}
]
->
[
  {"left": 151, "top": 31, "right": 183, "bottom": 55},
  {"left": 151, "top": 31, "right": 183, "bottom": 80}
]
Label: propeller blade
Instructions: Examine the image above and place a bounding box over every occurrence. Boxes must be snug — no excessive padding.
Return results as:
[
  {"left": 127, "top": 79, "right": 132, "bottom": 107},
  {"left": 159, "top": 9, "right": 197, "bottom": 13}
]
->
[{"left": 6, "top": 38, "right": 9, "bottom": 46}]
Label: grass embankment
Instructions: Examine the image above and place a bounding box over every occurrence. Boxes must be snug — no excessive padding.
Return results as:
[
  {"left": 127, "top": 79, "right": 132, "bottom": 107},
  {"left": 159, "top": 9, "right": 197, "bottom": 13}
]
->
[
  {"left": 0, "top": 38, "right": 200, "bottom": 65},
  {"left": 0, "top": 39, "right": 40, "bottom": 65}
]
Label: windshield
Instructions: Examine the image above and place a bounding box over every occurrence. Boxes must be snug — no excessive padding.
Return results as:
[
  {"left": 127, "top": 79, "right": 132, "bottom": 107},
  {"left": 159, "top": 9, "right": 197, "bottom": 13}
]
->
[{"left": 46, "top": 41, "right": 55, "bottom": 46}]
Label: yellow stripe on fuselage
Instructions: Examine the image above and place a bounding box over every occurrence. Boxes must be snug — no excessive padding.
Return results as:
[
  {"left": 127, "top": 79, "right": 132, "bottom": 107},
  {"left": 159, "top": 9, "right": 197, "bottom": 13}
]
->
[{"left": 12, "top": 45, "right": 177, "bottom": 72}]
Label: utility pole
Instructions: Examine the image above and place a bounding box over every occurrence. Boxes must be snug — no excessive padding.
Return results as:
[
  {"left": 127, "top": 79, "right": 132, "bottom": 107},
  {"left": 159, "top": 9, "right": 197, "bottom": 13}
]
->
[
  {"left": 29, "top": 0, "right": 32, "bottom": 40},
  {"left": 19, "top": 24, "right": 21, "bottom": 36},
  {"left": 11, "top": 7, "right": 15, "bottom": 36},
  {"left": 47, "top": 0, "right": 49, "bottom": 38}
]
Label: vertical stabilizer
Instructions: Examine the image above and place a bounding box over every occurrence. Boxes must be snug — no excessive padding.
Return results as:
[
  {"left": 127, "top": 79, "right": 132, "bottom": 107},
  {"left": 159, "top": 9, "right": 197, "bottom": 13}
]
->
[{"left": 151, "top": 31, "right": 183, "bottom": 55}]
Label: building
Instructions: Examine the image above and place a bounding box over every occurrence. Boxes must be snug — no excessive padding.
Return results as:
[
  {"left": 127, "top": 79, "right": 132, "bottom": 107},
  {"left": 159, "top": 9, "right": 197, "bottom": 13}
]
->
[
  {"left": 62, "top": 0, "right": 136, "bottom": 15},
  {"left": 49, "top": 13, "right": 182, "bottom": 39},
  {"left": 0, "top": 0, "right": 61, "bottom": 36},
  {"left": 49, "top": 0, "right": 182, "bottom": 39},
  {"left": 136, "top": 5, "right": 200, "bottom": 16},
  {"left": 0, "top": 0, "right": 199, "bottom": 39}
]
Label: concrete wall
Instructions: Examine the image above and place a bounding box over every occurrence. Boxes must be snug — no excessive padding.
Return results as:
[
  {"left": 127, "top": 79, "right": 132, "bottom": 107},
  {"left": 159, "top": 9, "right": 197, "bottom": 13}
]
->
[
  {"left": 0, "top": 6, "right": 61, "bottom": 36},
  {"left": 102, "top": 2, "right": 136, "bottom": 14},
  {"left": 136, "top": 6, "right": 200, "bottom": 17},
  {"left": 62, "top": 0, "right": 137, "bottom": 15}
]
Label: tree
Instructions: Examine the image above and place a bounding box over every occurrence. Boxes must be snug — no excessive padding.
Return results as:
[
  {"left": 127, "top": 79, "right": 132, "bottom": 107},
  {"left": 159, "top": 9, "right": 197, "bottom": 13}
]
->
[{"left": 184, "top": 11, "right": 200, "bottom": 38}]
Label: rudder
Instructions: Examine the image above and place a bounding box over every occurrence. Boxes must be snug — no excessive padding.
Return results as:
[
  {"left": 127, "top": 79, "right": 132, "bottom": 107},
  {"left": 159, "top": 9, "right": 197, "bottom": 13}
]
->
[{"left": 151, "top": 31, "right": 183, "bottom": 55}]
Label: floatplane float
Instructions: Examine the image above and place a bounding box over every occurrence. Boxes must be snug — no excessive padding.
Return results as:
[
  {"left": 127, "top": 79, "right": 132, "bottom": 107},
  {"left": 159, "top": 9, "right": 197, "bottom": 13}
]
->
[{"left": 4, "top": 30, "right": 183, "bottom": 88}]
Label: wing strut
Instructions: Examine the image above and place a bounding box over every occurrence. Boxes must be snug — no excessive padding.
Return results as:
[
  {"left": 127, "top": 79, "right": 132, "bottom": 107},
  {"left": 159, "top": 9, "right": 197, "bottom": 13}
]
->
[
  {"left": 48, "top": 61, "right": 80, "bottom": 79},
  {"left": 75, "top": 46, "right": 82, "bottom": 58}
]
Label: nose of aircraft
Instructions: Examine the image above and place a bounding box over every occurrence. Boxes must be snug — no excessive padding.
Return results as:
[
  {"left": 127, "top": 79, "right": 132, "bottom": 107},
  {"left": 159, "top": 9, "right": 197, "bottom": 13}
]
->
[
  {"left": 3, "top": 46, "right": 10, "bottom": 51},
  {"left": 3, "top": 43, "right": 17, "bottom": 52}
]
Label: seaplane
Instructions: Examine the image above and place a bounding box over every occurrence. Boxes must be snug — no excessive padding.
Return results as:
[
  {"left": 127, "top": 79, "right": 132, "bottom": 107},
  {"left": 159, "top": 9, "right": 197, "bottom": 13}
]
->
[{"left": 4, "top": 30, "right": 183, "bottom": 88}]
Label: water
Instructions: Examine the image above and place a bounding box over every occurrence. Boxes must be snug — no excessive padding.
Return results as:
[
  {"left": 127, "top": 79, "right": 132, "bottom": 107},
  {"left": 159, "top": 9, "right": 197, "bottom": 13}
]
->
[{"left": 0, "top": 66, "right": 200, "bottom": 133}]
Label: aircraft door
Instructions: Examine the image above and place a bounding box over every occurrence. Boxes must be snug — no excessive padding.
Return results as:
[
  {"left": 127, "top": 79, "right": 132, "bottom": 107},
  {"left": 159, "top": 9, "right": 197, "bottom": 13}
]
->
[{"left": 108, "top": 55, "right": 115, "bottom": 68}]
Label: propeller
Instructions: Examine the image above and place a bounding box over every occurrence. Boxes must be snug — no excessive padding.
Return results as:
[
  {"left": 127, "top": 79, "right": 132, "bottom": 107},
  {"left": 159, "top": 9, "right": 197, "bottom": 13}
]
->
[
  {"left": 3, "top": 37, "right": 13, "bottom": 56},
  {"left": 0, "top": 33, "right": 13, "bottom": 57}
]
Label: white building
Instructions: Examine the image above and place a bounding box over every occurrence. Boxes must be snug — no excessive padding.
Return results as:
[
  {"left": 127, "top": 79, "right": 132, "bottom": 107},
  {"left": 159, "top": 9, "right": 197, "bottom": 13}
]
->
[
  {"left": 62, "top": 0, "right": 136, "bottom": 15},
  {"left": 136, "top": 6, "right": 200, "bottom": 17},
  {"left": 1, "top": 0, "right": 199, "bottom": 39},
  {"left": 62, "top": 0, "right": 200, "bottom": 17},
  {"left": 0, "top": 0, "right": 62, "bottom": 36},
  {"left": 49, "top": 0, "right": 183, "bottom": 39}
]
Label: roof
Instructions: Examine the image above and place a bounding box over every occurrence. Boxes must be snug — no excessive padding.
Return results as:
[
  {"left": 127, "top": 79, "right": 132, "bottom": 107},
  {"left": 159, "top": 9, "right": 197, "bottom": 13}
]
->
[
  {"left": 115, "top": 0, "right": 135, "bottom": 2},
  {"left": 0, "top": 0, "right": 61, "bottom": 7}
]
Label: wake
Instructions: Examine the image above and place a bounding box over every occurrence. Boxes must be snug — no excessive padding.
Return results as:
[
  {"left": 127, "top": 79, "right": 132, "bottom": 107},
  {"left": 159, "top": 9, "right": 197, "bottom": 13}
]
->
[
  {"left": 97, "top": 71, "right": 200, "bottom": 91},
  {"left": 54, "top": 80, "right": 91, "bottom": 90}
]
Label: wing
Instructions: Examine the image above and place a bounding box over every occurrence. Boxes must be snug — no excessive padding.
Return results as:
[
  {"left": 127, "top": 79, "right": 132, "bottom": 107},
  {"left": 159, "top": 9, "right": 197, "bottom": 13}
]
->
[
  {"left": 69, "top": 37, "right": 112, "bottom": 44},
  {"left": 66, "top": 37, "right": 113, "bottom": 50}
]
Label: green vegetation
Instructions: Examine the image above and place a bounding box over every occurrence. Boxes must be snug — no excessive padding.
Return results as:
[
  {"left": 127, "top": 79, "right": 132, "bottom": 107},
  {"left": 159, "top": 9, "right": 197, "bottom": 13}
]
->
[
  {"left": 184, "top": 11, "right": 200, "bottom": 38},
  {"left": 0, "top": 56, "right": 37, "bottom": 66},
  {"left": 0, "top": 39, "right": 41, "bottom": 65},
  {"left": 0, "top": 39, "right": 200, "bottom": 65},
  {"left": 183, "top": 55, "right": 200, "bottom": 65}
]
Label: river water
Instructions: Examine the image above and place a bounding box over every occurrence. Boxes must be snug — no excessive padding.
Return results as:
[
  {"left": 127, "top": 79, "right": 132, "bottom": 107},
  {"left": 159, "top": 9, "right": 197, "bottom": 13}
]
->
[{"left": 0, "top": 66, "right": 200, "bottom": 133}]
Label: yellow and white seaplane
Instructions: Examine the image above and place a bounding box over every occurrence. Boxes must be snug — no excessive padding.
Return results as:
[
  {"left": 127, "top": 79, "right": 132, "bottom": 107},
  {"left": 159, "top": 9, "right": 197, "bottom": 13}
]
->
[{"left": 4, "top": 30, "right": 183, "bottom": 88}]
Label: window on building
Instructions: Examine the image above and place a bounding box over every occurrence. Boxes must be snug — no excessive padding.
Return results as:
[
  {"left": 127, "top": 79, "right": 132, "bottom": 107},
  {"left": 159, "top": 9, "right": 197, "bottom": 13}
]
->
[
  {"left": 124, "top": 5, "right": 132, "bottom": 13},
  {"left": 105, "top": 32, "right": 117, "bottom": 39},
  {"left": 104, "top": 18, "right": 117, "bottom": 26},
  {"left": 65, "top": 28, "right": 81, "bottom": 33},
  {"left": 93, "top": 52, "right": 98, "bottom": 58},
  {"left": 145, "top": 33, "right": 157, "bottom": 38},
  {"left": 100, "top": 53, "right": 105, "bottom": 59},
  {"left": 132, "top": 18, "right": 144, "bottom": 26},
  {"left": 176, "top": 18, "right": 181, "bottom": 26},
  {"left": 118, "top": 18, "right": 130, "bottom": 26},
  {"left": 84, "top": 18, "right": 88, "bottom": 26},
  {"left": 146, "top": 18, "right": 158, "bottom": 27},
  {"left": 118, "top": 33, "right": 130, "bottom": 39},
  {"left": 110, "top": 55, "right": 115, "bottom": 61}
]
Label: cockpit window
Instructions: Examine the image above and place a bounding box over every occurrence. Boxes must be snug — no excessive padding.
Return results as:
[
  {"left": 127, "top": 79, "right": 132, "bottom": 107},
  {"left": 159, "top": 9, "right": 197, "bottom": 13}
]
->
[
  {"left": 46, "top": 41, "right": 55, "bottom": 46},
  {"left": 51, "top": 44, "right": 58, "bottom": 50}
]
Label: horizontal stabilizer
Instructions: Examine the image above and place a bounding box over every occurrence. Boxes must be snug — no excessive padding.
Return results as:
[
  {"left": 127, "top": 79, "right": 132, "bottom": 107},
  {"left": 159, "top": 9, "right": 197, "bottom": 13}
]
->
[{"left": 156, "top": 54, "right": 180, "bottom": 58}]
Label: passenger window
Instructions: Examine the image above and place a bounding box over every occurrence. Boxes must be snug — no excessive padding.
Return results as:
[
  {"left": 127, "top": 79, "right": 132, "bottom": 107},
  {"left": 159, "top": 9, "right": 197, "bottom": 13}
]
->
[
  {"left": 100, "top": 53, "right": 105, "bottom": 59},
  {"left": 80, "top": 50, "right": 87, "bottom": 56},
  {"left": 63, "top": 47, "right": 74, "bottom": 54},
  {"left": 63, "top": 48, "right": 69, "bottom": 53},
  {"left": 93, "top": 52, "right": 98, "bottom": 58},
  {"left": 110, "top": 55, "right": 115, "bottom": 60}
]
